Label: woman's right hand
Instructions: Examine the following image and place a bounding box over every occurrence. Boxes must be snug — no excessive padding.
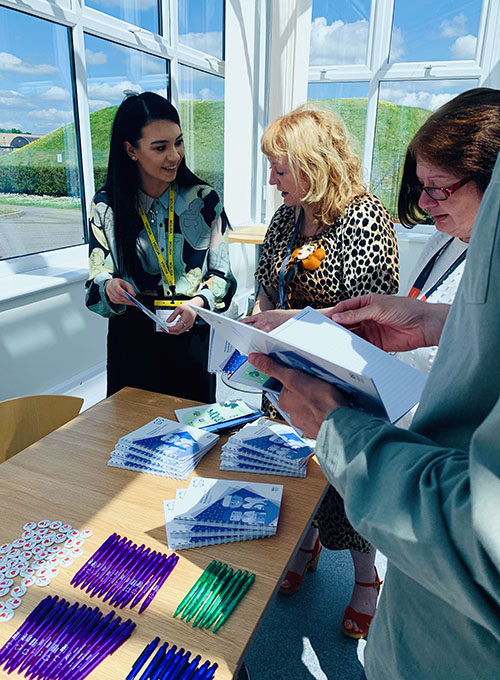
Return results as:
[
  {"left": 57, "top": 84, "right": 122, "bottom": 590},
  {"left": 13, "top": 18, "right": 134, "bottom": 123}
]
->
[
  {"left": 105, "top": 278, "right": 137, "bottom": 305},
  {"left": 241, "top": 309, "right": 297, "bottom": 332},
  {"left": 327, "top": 294, "right": 450, "bottom": 352}
]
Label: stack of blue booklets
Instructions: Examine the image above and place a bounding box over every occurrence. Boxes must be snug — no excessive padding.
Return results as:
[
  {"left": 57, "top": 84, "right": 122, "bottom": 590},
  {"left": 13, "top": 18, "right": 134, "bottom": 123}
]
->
[
  {"left": 163, "top": 477, "right": 283, "bottom": 550},
  {"left": 108, "top": 417, "right": 219, "bottom": 480},
  {"left": 220, "top": 418, "right": 315, "bottom": 478},
  {"left": 174, "top": 399, "right": 262, "bottom": 433}
]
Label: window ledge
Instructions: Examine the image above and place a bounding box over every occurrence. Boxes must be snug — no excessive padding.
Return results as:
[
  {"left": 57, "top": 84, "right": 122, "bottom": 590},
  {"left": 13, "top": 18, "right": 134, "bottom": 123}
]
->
[{"left": 0, "top": 245, "right": 89, "bottom": 305}]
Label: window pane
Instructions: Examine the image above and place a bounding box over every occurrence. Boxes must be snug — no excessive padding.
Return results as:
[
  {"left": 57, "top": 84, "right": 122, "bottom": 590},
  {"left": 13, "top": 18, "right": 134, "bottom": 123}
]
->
[
  {"left": 84, "top": 34, "right": 169, "bottom": 192},
  {"left": 371, "top": 80, "right": 479, "bottom": 218},
  {"left": 85, "top": 0, "right": 159, "bottom": 34},
  {"left": 390, "top": 1, "right": 482, "bottom": 63},
  {"left": 178, "top": 65, "right": 224, "bottom": 200},
  {"left": 0, "top": 7, "right": 84, "bottom": 260},
  {"left": 310, "top": 0, "right": 371, "bottom": 66},
  {"left": 178, "top": 0, "right": 224, "bottom": 59},
  {"left": 308, "top": 82, "right": 369, "bottom": 163}
]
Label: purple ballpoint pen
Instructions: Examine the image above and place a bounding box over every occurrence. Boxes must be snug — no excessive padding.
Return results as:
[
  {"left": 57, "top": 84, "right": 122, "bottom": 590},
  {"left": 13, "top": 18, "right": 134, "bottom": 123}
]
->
[
  {"left": 76, "top": 535, "right": 130, "bottom": 592},
  {"left": 0, "top": 595, "right": 55, "bottom": 666},
  {"left": 10, "top": 598, "right": 77, "bottom": 675},
  {"left": 109, "top": 548, "right": 161, "bottom": 609},
  {"left": 21, "top": 601, "right": 88, "bottom": 680},
  {"left": 71, "top": 618, "right": 136, "bottom": 680},
  {"left": 46, "top": 608, "right": 115, "bottom": 680},
  {"left": 127, "top": 553, "right": 169, "bottom": 610},
  {"left": 103, "top": 545, "right": 152, "bottom": 605},
  {"left": 57, "top": 611, "right": 122, "bottom": 680},
  {"left": 138, "top": 553, "right": 179, "bottom": 614},
  {"left": 117, "top": 550, "right": 169, "bottom": 610},
  {"left": 71, "top": 533, "right": 121, "bottom": 587},
  {"left": 85, "top": 539, "right": 137, "bottom": 597},
  {"left": 24, "top": 603, "right": 98, "bottom": 679}
]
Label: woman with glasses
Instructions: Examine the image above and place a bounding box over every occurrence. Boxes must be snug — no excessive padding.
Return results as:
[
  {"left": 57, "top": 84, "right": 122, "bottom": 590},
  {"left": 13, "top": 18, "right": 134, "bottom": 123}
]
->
[{"left": 394, "top": 87, "right": 500, "bottom": 381}]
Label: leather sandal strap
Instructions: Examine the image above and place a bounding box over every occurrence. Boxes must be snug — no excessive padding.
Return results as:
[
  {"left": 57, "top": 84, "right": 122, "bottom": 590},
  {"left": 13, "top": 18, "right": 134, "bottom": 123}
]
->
[{"left": 354, "top": 568, "right": 383, "bottom": 590}]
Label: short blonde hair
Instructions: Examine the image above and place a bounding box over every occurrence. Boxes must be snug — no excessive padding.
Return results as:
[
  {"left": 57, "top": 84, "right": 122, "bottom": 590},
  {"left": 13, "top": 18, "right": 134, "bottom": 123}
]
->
[{"left": 261, "top": 104, "right": 365, "bottom": 225}]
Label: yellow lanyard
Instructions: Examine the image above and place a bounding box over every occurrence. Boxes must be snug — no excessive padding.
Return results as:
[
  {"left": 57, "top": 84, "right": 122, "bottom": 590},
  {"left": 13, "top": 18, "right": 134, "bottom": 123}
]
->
[{"left": 138, "top": 186, "right": 175, "bottom": 298}]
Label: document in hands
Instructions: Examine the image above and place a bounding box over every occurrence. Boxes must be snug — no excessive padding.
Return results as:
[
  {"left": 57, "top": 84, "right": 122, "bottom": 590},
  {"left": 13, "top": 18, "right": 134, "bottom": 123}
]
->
[{"left": 194, "top": 305, "right": 427, "bottom": 423}]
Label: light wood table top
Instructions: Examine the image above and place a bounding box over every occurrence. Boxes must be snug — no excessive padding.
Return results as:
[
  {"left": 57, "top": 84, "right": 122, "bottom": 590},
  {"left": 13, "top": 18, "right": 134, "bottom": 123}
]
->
[
  {"left": 0, "top": 387, "right": 327, "bottom": 679},
  {"left": 228, "top": 226, "right": 267, "bottom": 245}
]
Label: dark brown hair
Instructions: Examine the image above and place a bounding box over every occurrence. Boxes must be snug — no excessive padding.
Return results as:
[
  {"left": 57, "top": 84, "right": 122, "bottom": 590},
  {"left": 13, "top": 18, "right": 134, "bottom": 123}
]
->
[{"left": 398, "top": 87, "right": 500, "bottom": 227}]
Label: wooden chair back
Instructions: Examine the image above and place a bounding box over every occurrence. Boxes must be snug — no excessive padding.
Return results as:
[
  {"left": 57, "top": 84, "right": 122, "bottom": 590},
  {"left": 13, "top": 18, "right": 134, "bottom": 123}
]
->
[{"left": 0, "top": 395, "right": 84, "bottom": 463}]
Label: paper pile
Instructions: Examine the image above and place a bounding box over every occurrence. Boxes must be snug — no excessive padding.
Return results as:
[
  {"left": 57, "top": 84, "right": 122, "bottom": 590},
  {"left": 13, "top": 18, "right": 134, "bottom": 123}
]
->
[
  {"left": 108, "top": 417, "right": 219, "bottom": 480},
  {"left": 164, "top": 477, "right": 283, "bottom": 550}
]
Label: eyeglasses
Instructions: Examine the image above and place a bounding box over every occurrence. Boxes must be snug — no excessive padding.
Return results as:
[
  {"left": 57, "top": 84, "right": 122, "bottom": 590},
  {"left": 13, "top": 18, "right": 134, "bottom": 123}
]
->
[{"left": 412, "top": 176, "right": 473, "bottom": 201}]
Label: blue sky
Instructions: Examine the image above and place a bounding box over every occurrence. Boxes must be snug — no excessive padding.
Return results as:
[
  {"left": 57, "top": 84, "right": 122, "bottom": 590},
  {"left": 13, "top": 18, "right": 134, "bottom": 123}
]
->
[{"left": 0, "top": 0, "right": 483, "bottom": 135}]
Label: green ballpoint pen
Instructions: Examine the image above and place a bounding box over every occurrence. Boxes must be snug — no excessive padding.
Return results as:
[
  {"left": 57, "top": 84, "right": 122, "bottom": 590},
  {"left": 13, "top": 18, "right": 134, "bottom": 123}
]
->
[
  {"left": 182, "top": 562, "right": 228, "bottom": 622},
  {"left": 202, "top": 570, "right": 248, "bottom": 631},
  {"left": 174, "top": 560, "right": 217, "bottom": 619},
  {"left": 213, "top": 572, "right": 256, "bottom": 633},
  {"left": 192, "top": 568, "right": 240, "bottom": 629},
  {"left": 186, "top": 565, "right": 233, "bottom": 624}
]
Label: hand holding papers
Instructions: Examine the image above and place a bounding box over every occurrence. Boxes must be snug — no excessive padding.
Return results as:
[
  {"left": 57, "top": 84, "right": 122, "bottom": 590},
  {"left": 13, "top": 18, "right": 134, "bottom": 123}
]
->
[{"left": 193, "top": 305, "right": 427, "bottom": 423}]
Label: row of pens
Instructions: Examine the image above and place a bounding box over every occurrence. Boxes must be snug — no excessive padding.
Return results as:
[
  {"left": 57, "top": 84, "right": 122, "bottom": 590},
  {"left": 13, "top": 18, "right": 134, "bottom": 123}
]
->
[{"left": 0, "top": 531, "right": 255, "bottom": 679}]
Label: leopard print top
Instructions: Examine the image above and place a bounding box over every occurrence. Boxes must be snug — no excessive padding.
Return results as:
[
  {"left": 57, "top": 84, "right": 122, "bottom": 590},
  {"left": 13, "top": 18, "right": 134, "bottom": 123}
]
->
[{"left": 255, "top": 193, "right": 399, "bottom": 309}]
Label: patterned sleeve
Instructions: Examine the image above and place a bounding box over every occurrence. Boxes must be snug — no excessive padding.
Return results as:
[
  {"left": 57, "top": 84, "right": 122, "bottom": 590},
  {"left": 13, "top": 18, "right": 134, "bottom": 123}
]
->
[
  {"left": 196, "top": 188, "right": 237, "bottom": 312},
  {"left": 84, "top": 195, "right": 126, "bottom": 318},
  {"left": 341, "top": 195, "right": 399, "bottom": 297}
]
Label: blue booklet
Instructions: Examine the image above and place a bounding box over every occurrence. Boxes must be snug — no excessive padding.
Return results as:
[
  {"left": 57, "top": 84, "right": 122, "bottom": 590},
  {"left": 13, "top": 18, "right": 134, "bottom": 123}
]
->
[{"left": 163, "top": 477, "right": 283, "bottom": 549}]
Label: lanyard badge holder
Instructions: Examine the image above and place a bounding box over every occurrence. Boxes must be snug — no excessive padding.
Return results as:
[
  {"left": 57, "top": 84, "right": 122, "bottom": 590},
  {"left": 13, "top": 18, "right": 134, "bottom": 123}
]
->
[{"left": 138, "top": 188, "right": 183, "bottom": 332}]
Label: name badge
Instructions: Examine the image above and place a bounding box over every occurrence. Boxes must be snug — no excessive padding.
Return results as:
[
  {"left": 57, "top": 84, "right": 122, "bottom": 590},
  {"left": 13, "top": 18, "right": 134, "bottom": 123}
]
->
[{"left": 153, "top": 299, "right": 183, "bottom": 333}]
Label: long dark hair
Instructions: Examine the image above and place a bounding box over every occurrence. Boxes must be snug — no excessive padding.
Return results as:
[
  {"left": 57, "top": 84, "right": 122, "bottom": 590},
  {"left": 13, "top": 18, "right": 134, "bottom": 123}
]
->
[
  {"left": 104, "top": 92, "right": 207, "bottom": 273},
  {"left": 398, "top": 87, "right": 500, "bottom": 227}
]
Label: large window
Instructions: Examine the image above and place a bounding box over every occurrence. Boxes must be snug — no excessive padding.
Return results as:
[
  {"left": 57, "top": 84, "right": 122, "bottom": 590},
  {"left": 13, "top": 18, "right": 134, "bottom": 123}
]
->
[
  {"left": 390, "top": 0, "right": 482, "bottom": 63},
  {"left": 85, "top": 0, "right": 160, "bottom": 35},
  {"left": 0, "top": 6, "right": 83, "bottom": 259},
  {"left": 178, "top": 64, "right": 224, "bottom": 200},
  {"left": 309, "top": 0, "right": 371, "bottom": 66},
  {"left": 84, "top": 34, "right": 169, "bottom": 191},
  {"left": 0, "top": 0, "right": 225, "bottom": 262},
  {"left": 178, "top": 0, "right": 224, "bottom": 59},
  {"left": 308, "top": 0, "right": 487, "bottom": 219}
]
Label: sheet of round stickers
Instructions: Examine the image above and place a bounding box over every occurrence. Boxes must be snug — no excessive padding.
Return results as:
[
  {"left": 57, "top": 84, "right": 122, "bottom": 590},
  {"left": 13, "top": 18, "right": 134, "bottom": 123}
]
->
[{"left": 0, "top": 520, "right": 91, "bottom": 622}]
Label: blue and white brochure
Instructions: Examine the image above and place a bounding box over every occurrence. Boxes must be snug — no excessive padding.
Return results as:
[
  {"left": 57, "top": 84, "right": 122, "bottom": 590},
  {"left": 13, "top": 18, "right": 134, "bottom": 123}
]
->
[
  {"left": 107, "top": 417, "right": 218, "bottom": 480},
  {"left": 220, "top": 418, "right": 314, "bottom": 477},
  {"left": 174, "top": 399, "right": 262, "bottom": 432},
  {"left": 172, "top": 477, "right": 283, "bottom": 531}
]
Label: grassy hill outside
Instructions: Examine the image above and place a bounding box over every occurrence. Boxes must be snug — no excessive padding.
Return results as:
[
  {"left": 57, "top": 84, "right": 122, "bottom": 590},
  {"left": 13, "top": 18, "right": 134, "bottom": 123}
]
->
[{"left": 0, "top": 98, "right": 430, "bottom": 216}]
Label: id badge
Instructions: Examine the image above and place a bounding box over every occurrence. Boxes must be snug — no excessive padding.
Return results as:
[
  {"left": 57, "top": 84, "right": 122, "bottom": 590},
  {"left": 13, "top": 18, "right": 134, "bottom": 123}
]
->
[{"left": 153, "top": 298, "right": 183, "bottom": 333}]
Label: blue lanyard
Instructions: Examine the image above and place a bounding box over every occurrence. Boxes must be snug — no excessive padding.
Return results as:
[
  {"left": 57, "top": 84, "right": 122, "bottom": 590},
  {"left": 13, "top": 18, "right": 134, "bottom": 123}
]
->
[{"left": 278, "top": 208, "right": 304, "bottom": 309}]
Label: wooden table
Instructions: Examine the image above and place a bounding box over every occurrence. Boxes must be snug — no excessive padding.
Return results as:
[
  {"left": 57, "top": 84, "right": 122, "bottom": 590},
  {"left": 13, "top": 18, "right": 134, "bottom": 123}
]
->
[
  {"left": 0, "top": 388, "right": 327, "bottom": 679},
  {"left": 228, "top": 226, "right": 267, "bottom": 246}
]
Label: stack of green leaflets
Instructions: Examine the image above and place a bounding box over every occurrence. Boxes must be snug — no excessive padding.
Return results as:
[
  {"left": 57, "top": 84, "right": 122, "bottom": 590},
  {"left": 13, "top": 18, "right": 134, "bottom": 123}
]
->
[
  {"left": 174, "top": 400, "right": 262, "bottom": 433},
  {"left": 173, "top": 560, "right": 255, "bottom": 633}
]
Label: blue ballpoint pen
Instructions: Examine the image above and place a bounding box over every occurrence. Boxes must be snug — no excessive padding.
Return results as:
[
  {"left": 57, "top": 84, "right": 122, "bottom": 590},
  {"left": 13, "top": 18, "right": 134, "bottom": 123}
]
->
[
  {"left": 163, "top": 648, "right": 191, "bottom": 680},
  {"left": 190, "top": 660, "right": 210, "bottom": 680},
  {"left": 201, "top": 662, "right": 218, "bottom": 680},
  {"left": 179, "top": 654, "right": 201, "bottom": 680},
  {"left": 149, "top": 644, "right": 177, "bottom": 680},
  {"left": 125, "top": 636, "right": 160, "bottom": 680},
  {"left": 137, "top": 641, "right": 168, "bottom": 680}
]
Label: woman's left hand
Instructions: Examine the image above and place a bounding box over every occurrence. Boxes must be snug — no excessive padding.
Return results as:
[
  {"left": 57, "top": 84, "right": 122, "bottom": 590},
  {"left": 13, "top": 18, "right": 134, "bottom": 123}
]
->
[
  {"left": 166, "top": 302, "right": 198, "bottom": 335},
  {"left": 241, "top": 309, "right": 297, "bottom": 332}
]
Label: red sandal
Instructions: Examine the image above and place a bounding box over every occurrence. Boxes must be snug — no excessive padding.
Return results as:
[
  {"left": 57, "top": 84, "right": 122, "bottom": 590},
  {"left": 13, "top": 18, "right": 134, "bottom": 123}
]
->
[
  {"left": 279, "top": 536, "right": 322, "bottom": 595},
  {"left": 341, "top": 568, "right": 383, "bottom": 639}
]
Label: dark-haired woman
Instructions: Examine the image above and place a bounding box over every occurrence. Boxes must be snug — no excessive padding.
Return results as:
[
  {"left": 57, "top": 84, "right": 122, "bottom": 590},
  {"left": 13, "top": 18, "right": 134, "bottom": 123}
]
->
[{"left": 85, "top": 92, "right": 236, "bottom": 401}]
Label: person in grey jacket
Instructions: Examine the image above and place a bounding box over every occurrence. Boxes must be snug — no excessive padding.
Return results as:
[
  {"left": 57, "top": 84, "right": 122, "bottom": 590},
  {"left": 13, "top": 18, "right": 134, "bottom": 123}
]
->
[{"left": 248, "top": 151, "right": 500, "bottom": 678}]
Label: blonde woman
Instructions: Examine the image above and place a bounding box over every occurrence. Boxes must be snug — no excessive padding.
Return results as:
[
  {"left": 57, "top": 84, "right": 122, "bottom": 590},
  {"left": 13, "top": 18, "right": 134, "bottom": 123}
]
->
[{"left": 243, "top": 104, "right": 399, "bottom": 638}]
